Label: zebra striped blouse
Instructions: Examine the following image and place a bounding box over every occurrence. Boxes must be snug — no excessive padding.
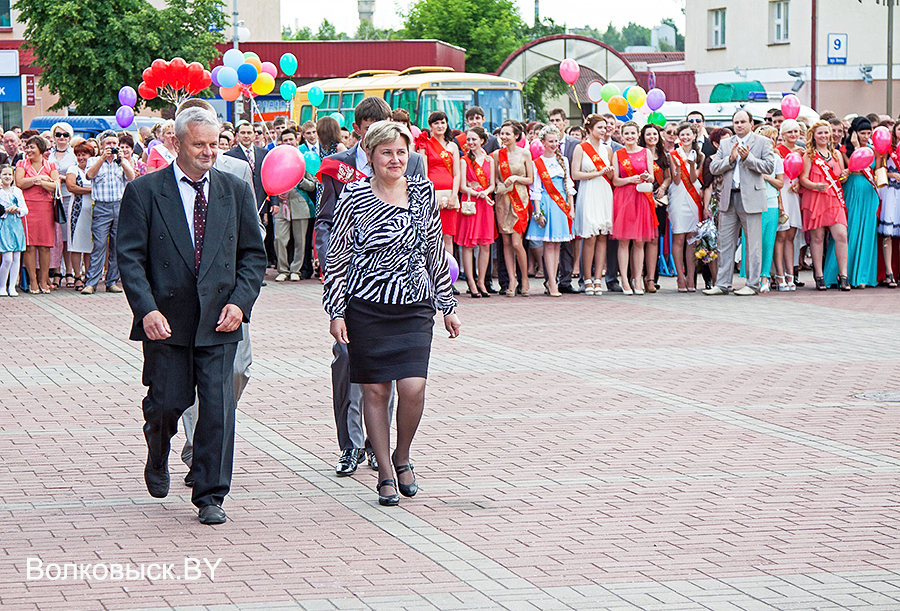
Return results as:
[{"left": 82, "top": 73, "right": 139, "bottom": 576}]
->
[{"left": 324, "top": 174, "right": 457, "bottom": 320}]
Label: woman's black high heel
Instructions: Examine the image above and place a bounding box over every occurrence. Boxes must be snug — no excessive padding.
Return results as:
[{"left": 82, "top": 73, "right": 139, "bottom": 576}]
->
[
  {"left": 815, "top": 276, "right": 827, "bottom": 291},
  {"left": 394, "top": 463, "right": 418, "bottom": 498},
  {"left": 886, "top": 273, "right": 897, "bottom": 288},
  {"left": 839, "top": 275, "right": 851, "bottom": 291},
  {"left": 376, "top": 479, "right": 399, "bottom": 506}
]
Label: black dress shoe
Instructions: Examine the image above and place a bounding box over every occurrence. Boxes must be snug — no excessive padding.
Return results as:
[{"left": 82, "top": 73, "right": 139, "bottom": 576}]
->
[
  {"left": 393, "top": 462, "right": 418, "bottom": 497},
  {"left": 451, "top": 286, "right": 460, "bottom": 295},
  {"left": 198, "top": 505, "right": 227, "bottom": 525},
  {"left": 485, "top": 284, "right": 498, "bottom": 294},
  {"left": 376, "top": 479, "right": 400, "bottom": 506},
  {"left": 183, "top": 471, "right": 194, "bottom": 487},
  {"left": 144, "top": 455, "right": 170, "bottom": 498},
  {"left": 607, "top": 283, "right": 624, "bottom": 293},
  {"left": 366, "top": 448, "right": 378, "bottom": 470},
  {"left": 558, "top": 284, "right": 578, "bottom": 294},
  {"left": 335, "top": 448, "right": 362, "bottom": 477}
]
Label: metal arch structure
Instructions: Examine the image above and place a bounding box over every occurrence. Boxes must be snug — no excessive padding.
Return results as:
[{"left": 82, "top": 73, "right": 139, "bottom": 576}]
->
[{"left": 495, "top": 34, "right": 640, "bottom": 91}]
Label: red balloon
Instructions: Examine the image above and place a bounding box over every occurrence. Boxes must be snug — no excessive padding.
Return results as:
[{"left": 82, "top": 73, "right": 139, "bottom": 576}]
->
[
  {"left": 261, "top": 145, "right": 306, "bottom": 196},
  {"left": 872, "top": 126, "right": 892, "bottom": 155},
  {"left": 169, "top": 57, "right": 187, "bottom": 80},
  {"left": 138, "top": 82, "right": 157, "bottom": 100},
  {"left": 186, "top": 61, "right": 204, "bottom": 83},
  {"left": 848, "top": 147, "right": 875, "bottom": 172},
  {"left": 783, "top": 152, "right": 803, "bottom": 180},
  {"left": 142, "top": 68, "right": 159, "bottom": 89}
]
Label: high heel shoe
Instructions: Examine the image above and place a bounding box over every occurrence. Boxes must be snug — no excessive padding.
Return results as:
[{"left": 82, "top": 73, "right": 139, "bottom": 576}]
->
[
  {"left": 479, "top": 289, "right": 491, "bottom": 298},
  {"left": 815, "top": 276, "right": 827, "bottom": 291},
  {"left": 505, "top": 282, "right": 517, "bottom": 297},
  {"left": 376, "top": 478, "right": 400, "bottom": 506},
  {"left": 839, "top": 275, "right": 851, "bottom": 291},
  {"left": 393, "top": 462, "right": 418, "bottom": 498}
]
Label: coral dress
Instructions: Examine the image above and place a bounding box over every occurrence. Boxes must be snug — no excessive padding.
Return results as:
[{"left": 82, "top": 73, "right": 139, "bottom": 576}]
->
[
  {"left": 800, "top": 153, "right": 847, "bottom": 231},
  {"left": 422, "top": 138, "right": 458, "bottom": 236},
  {"left": 17, "top": 159, "right": 57, "bottom": 247},
  {"left": 455, "top": 156, "right": 496, "bottom": 247},
  {"left": 824, "top": 160, "right": 878, "bottom": 286},
  {"left": 611, "top": 149, "right": 657, "bottom": 242}
]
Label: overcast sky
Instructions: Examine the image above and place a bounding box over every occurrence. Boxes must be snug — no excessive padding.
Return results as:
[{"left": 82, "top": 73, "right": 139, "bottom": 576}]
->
[{"left": 281, "top": 0, "right": 686, "bottom": 38}]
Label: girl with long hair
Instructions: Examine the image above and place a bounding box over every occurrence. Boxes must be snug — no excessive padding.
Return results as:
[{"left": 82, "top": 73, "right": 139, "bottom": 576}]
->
[
  {"left": 774, "top": 119, "right": 805, "bottom": 291},
  {"left": 668, "top": 121, "right": 704, "bottom": 292},
  {"left": 877, "top": 119, "right": 900, "bottom": 287},
  {"left": 492, "top": 120, "right": 533, "bottom": 296},
  {"left": 638, "top": 123, "right": 672, "bottom": 292},
  {"left": 456, "top": 126, "right": 496, "bottom": 297},
  {"left": 417, "top": 111, "right": 461, "bottom": 254}
]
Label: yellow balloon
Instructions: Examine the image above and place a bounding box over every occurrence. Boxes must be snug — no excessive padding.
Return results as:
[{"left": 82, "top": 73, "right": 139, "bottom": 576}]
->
[
  {"left": 252, "top": 73, "right": 275, "bottom": 96},
  {"left": 626, "top": 86, "right": 647, "bottom": 109}
]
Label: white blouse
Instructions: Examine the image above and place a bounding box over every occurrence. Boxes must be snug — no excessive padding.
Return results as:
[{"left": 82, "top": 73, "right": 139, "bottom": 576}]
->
[{"left": 530, "top": 155, "right": 576, "bottom": 203}]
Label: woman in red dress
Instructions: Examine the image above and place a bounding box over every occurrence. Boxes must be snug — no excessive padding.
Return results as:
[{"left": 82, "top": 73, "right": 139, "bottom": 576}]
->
[
  {"left": 799, "top": 121, "right": 850, "bottom": 290},
  {"left": 417, "top": 111, "right": 460, "bottom": 253},
  {"left": 15, "top": 135, "right": 60, "bottom": 293},
  {"left": 611, "top": 121, "right": 658, "bottom": 295},
  {"left": 456, "top": 126, "right": 496, "bottom": 297}
]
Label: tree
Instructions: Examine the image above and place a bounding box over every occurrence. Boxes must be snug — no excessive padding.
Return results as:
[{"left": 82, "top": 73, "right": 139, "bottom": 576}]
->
[
  {"left": 16, "top": 0, "right": 225, "bottom": 114},
  {"left": 283, "top": 25, "right": 313, "bottom": 40},
  {"left": 402, "top": 0, "right": 526, "bottom": 73},
  {"left": 621, "top": 23, "right": 651, "bottom": 48},
  {"left": 316, "top": 19, "right": 349, "bottom": 41}
]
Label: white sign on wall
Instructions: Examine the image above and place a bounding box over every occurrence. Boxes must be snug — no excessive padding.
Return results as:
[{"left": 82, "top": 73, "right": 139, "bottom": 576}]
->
[
  {"left": 0, "top": 50, "right": 19, "bottom": 77},
  {"left": 827, "top": 33, "right": 848, "bottom": 65}
]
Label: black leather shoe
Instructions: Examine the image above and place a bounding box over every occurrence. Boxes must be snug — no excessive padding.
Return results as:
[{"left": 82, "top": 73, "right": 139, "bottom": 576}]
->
[
  {"left": 558, "top": 284, "right": 579, "bottom": 294},
  {"left": 366, "top": 448, "right": 378, "bottom": 470},
  {"left": 144, "top": 455, "right": 170, "bottom": 498},
  {"left": 607, "top": 282, "right": 624, "bottom": 293},
  {"left": 451, "top": 286, "right": 460, "bottom": 295},
  {"left": 335, "top": 448, "right": 362, "bottom": 477},
  {"left": 394, "top": 463, "right": 418, "bottom": 498},
  {"left": 376, "top": 479, "right": 400, "bottom": 506},
  {"left": 183, "top": 470, "right": 194, "bottom": 487},
  {"left": 198, "top": 505, "right": 227, "bottom": 525},
  {"left": 485, "top": 284, "right": 498, "bottom": 294}
]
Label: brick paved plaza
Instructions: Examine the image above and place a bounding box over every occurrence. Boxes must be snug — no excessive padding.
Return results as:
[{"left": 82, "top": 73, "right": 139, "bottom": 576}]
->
[{"left": 2, "top": 273, "right": 900, "bottom": 611}]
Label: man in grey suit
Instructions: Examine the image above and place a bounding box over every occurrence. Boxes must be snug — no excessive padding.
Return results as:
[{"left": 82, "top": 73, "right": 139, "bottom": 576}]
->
[
  {"left": 315, "top": 96, "right": 427, "bottom": 477},
  {"left": 704, "top": 110, "right": 776, "bottom": 296},
  {"left": 117, "top": 108, "right": 267, "bottom": 524}
]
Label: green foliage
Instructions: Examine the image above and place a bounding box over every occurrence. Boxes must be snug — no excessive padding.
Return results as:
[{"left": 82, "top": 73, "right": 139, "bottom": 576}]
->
[
  {"left": 660, "top": 18, "right": 685, "bottom": 52},
  {"left": 283, "top": 25, "right": 313, "bottom": 40},
  {"left": 316, "top": 19, "right": 350, "bottom": 41},
  {"left": 16, "top": 0, "right": 225, "bottom": 114},
  {"left": 578, "top": 20, "right": 682, "bottom": 52},
  {"left": 402, "top": 0, "right": 526, "bottom": 73},
  {"left": 621, "top": 22, "right": 651, "bottom": 48}
]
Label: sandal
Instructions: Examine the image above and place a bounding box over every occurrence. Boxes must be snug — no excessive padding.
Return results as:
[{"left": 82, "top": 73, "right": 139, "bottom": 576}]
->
[
  {"left": 815, "top": 276, "right": 827, "bottom": 291},
  {"left": 49, "top": 272, "right": 62, "bottom": 289},
  {"left": 839, "top": 275, "right": 852, "bottom": 291},
  {"left": 64, "top": 273, "right": 75, "bottom": 288},
  {"left": 73, "top": 276, "right": 85, "bottom": 291},
  {"left": 584, "top": 279, "right": 595, "bottom": 296},
  {"left": 376, "top": 478, "right": 399, "bottom": 506},
  {"left": 887, "top": 273, "right": 898, "bottom": 289}
]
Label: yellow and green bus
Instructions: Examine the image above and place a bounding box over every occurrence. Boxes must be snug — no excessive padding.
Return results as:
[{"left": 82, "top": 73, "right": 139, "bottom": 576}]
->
[{"left": 293, "top": 67, "right": 524, "bottom": 132}]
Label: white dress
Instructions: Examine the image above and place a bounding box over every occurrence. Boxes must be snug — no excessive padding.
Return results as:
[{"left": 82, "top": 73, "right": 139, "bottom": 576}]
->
[
  {"left": 878, "top": 156, "right": 900, "bottom": 237},
  {"left": 573, "top": 143, "right": 613, "bottom": 238},
  {"left": 779, "top": 156, "right": 803, "bottom": 231},
  {"left": 667, "top": 149, "right": 701, "bottom": 234},
  {"left": 66, "top": 165, "right": 93, "bottom": 254}
]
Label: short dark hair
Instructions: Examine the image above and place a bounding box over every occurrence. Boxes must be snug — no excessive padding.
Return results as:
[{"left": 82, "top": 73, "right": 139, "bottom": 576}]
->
[
  {"left": 548, "top": 107, "right": 566, "bottom": 120},
  {"left": 278, "top": 128, "right": 297, "bottom": 142},
  {"left": 733, "top": 109, "right": 753, "bottom": 123},
  {"left": 118, "top": 133, "right": 134, "bottom": 148},
  {"left": 26, "top": 134, "right": 48, "bottom": 154},
  {"left": 354, "top": 97, "right": 391, "bottom": 125},
  {"left": 465, "top": 106, "right": 485, "bottom": 120},
  {"left": 686, "top": 110, "right": 705, "bottom": 121},
  {"left": 273, "top": 116, "right": 287, "bottom": 127},
  {"left": 772, "top": 109, "right": 784, "bottom": 118}
]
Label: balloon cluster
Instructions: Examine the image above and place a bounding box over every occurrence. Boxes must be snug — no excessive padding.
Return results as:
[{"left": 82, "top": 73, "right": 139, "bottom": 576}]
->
[
  {"left": 279, "top": 53, "right": 298, "bottom": 101},
  {"left": 116, "top": 86, "right": 137, "bottom": 128},
  {"left": 213, "top": 49, "right": 276, "bottom": 101},
  {"left": 139, "top": 58, "right": 213, "bottom": 106},
  {"left": 601, "top": 83, "right": 667, "bottom": 126}
]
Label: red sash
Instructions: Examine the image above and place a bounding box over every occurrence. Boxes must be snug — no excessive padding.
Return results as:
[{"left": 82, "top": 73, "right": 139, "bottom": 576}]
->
[
  {"left": 580, "top": 141, "right": 613, "bottom": 186},
  {"left": 316, "top": 158, "right": 367, "bottom": 184},
  {"left": 776, "top": 144, "right": 792, "bottom": 158},
  {"left": 652, "top": 161, "right": 665, "bottom": 187},
  {"left": 533, "top": 156, "right": 572, "bottom": 232},
  {"left": 862, "top": 167, "right": 880, "bottom": 193},
  {"left": 671, "top": 149, "right": 703, "bottom": 217},
  {"left": 426, "top": 137, "right": 455, "bottom": 176},
  {"left": 813, "top": 153, "right": 845, "bottom": 207},
  {"left": 498, "top": 148, "right": 528, "bottom": 224},
  {"left": 891, "top": 149, "right": 900, "bottom": 173},
  {"left": 464, "top": 155, "right": 490, "bottom": 190},
  {"left": 456, "top": 133, "right": 466, "bottom": 150},
  {"left": 616, "top": 148, "right": 657, "bottom": 212}
]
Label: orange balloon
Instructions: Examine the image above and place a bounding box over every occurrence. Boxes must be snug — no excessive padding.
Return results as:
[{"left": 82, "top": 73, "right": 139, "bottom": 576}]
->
[
  {"left": 608, "top": 95, "right": 628, "bottom": 116},
  {"left": 244, "top": 56, "right": 263, "bottom": 73},
  {"left": 220, "top": 84, "right": 241, "bottom": 101}
]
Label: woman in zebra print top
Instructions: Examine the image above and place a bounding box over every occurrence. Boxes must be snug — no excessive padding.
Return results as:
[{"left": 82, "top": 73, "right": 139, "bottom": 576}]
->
[{"left": 324, "top": 120, "right": 460, "bottom": 506}]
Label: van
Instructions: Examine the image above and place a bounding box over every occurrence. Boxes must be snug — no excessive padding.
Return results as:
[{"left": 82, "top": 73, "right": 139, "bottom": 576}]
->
[
  {"left": 28, "top": 115, "right": 159, "bottom": 139},
  {"left": 657, "top": 101, "right": 819, "bottom": 128}
]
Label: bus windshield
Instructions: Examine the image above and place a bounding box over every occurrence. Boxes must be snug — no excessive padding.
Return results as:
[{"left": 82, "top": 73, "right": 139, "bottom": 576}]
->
[
  {"left": 418, "top": 90, "right": 475, "bottom": 130},
  {"left": 477, "top": 89, "right": 524, "bottom": 132}
]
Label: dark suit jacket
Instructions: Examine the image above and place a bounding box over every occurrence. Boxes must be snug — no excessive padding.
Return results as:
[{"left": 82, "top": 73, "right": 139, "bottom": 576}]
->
[
  {"left": 314, "top": 144, "right": 427, "bottom": 267},
  {"left": 117, "top": 165, "right": 267, "bottom": 347},
  {"left": 224, "top": 144, "right": 272, "bottom": 212}
]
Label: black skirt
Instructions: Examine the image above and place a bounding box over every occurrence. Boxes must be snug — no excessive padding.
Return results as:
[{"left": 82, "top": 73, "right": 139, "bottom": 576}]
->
[{"left": 344, "top": 297, "right": 436, "bottom": 384}]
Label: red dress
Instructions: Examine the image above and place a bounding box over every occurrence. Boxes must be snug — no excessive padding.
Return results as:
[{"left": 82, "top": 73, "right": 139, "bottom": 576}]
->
[
  {"left": 455, "top": 157, "right": 496, "bottom": 247},
  {"left": 611, "top": 149, "right": 657, "bottom": 242},
  {"left": 801, "top": 154, "right": 848, "bottom": 231},
  {"left": 422, "top": 139, "right": 458, "bottom": 236},
  {"left": 17, "top": 159, "right": 57, "bottom": 247}
]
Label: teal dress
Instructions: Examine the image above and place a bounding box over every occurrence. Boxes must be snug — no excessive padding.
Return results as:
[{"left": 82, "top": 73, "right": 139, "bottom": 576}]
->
[
  {"left": 823, "top": 158, "right": 878, "bottom": 286},
  {"left": 740, "top": 158, "right": 782, "bottom": 280}
]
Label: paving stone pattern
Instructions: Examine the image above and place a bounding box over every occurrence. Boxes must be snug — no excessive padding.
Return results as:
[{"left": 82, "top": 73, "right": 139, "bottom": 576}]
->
[{"left": 1, "top": 275, "right": 899, "bottom": 610}]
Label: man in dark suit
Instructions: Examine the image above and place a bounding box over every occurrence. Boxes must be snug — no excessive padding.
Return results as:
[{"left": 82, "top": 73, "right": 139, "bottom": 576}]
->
[
  {"left": 117, "top": 108, "right": 267, "bottom": 525},
  {"left": 315, "top": 97, "right": 427, "bottom": 477},
  {"left": 226, "top": 120, "right": 277, "bottom": 267},
  {"left": 548, "top": 108, "right": 583, "bottom": 293}
]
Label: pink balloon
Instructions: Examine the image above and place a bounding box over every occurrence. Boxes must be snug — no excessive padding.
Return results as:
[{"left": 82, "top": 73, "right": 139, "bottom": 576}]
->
[
  {"left": 446, "top": 251, "right": 459, "bottom": 284},
  {"left": 848, "top": 147, "right": 875, "bottom": 172},
  {"left": 783, "top": 152, "right": 804, "bottom": 180},
  {"left": 410, "top": 125, "right": 421, "bottom": 138},
  {"left": 518, "top": 135, "right": 526, "bottom": 148},
  {"left": 872, "top": 126, "right": 892, "bottom": 155},
  {"left": 781, "top": 94, "right": 801, "bottom": 120},
  {"left": 260, "top": 61, "right": 278, "bottom": 78},
  {"left": 530, "top": 139, "right": 544, "bottom": 160},
  {"left": 559, "top": 59, "right": 580, "bottom": 85},
  {"left": 261, "top": 146, "right": 306, "bottom": 196}
]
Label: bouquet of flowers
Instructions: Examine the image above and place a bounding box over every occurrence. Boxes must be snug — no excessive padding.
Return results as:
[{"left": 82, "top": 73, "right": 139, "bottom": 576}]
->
[{"left": 689, "top": 218, "right": 718, "bottom": 263}]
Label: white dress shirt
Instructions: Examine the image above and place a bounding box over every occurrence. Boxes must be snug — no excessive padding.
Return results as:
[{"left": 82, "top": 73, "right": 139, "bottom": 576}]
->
[
  {"left": 240, "top": 144, "right": 255, "bottom": 168},
  {"left": 732, "top": 135, "right": 749, "bottom": 189},
  {"left": 355, "top": 145, "right": 372, "bottom": 177},
  {"left": 173, "top": 161, "right": 210, "bottom": 247}
]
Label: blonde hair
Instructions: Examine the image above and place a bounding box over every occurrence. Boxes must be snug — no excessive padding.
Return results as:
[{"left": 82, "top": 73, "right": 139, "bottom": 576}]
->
[
  {"left": 363, "top": 120, "right": 413, "bottom": 154},
  {"left": 755, "top": 125, "right": 778, "bottom": 143},
  {"left": 50, "top": 122, "right": 74, "bottom": 140},
  {"left": 538, "top": 124, "right": 568, "bottom": 197},
  {"left": 805, "top": 121, "right": 834, "bottom": 158}
]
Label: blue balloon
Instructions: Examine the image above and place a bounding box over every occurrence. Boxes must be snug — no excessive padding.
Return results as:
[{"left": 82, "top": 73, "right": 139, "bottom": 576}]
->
[
  {"left": 217, "top": 66, "right": 238, "bottom": 88},
  {"left": 223, "top": 48, "right": 244, "bottom": 70},
  {"left": 303, "top": 150, "right": 321, "bottom": 175},
  {"left": 237, "top": 63, "right": 258, "bottom": 85}
]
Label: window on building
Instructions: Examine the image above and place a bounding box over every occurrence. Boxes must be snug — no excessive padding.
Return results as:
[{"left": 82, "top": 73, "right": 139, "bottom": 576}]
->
[
  {"left": 770, "top": 1, "right": 789, "bottom": 43},
  {"left": 0, "top": 0, "right": 9, "bottom": 28},
  {"left": 708, "top": 8, "right": 726, "bottom": 49}
]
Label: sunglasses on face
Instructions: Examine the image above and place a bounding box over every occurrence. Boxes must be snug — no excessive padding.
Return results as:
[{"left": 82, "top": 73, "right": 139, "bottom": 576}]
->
[
  {"left": 254, "top": 130, "right": 263, "bottom": 135},
  {"left": 54, "top": 132, "right": 70, "bottom": 138},
  {"left": 687, "top": 118, "right": 702, "bottom": 123}
]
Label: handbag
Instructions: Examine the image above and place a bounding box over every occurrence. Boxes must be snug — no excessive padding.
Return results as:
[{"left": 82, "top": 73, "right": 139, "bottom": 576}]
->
[
  {"left": 435, "top": 189, "right": 459, "bottom": 210},
  {"left": 53, "top": 183, "right": 66, "bottom": 225},
  {"left": 876, "top": 167, "right": 888, "bottom": 188},
  {"left": 459, "top": 197, "right": 477, "bottom": 216}
]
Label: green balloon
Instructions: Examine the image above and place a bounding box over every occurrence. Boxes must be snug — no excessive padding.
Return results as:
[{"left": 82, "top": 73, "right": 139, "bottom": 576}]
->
[
  {"left": 330, "top": 112, "right": 345, "bottom": 127},
  {"left": 648, "top": 111, "right": 667, "bottom": 127},
  {"left": 308, "top": 85, "right": 325, "bottom": 107},
  {"left": 280, "top": 80, "right": 297, "bottom": 101},
  {"left": 600, "top": 83, "right": 620, "bottom": 103},
  {"left": 280, "top": 53, "right": 298, "bottom": 77}
]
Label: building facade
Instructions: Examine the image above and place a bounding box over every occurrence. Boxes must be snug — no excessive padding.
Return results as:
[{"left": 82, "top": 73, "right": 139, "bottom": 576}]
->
[{"left": 686, "top": 0, "right": 900, "bottom": 117}]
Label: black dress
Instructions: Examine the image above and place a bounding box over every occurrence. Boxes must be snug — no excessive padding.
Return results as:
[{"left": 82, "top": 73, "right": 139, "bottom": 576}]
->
[{"left": 324, "top": 174, "right": 457, "bottom": 384}]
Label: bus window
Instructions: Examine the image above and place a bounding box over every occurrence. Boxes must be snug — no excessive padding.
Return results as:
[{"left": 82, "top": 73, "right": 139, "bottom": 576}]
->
[
  {"left": 316, "top": 93, "right": 340, "bottom": 120},
  {"left": 418, "top": 90, "right": 475, "bottom": 130},
  {"left": 299, "top": 105, "right": 313, "bottom": 124},
  {"left": 392, "top": 89, "right": 418, "bottom": 124},
  {"left": 340, "top": 91, "right": 364, "bottom": 126},
  {"left": 476, "top": 89, "right": 525, "bottom": 133}
]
